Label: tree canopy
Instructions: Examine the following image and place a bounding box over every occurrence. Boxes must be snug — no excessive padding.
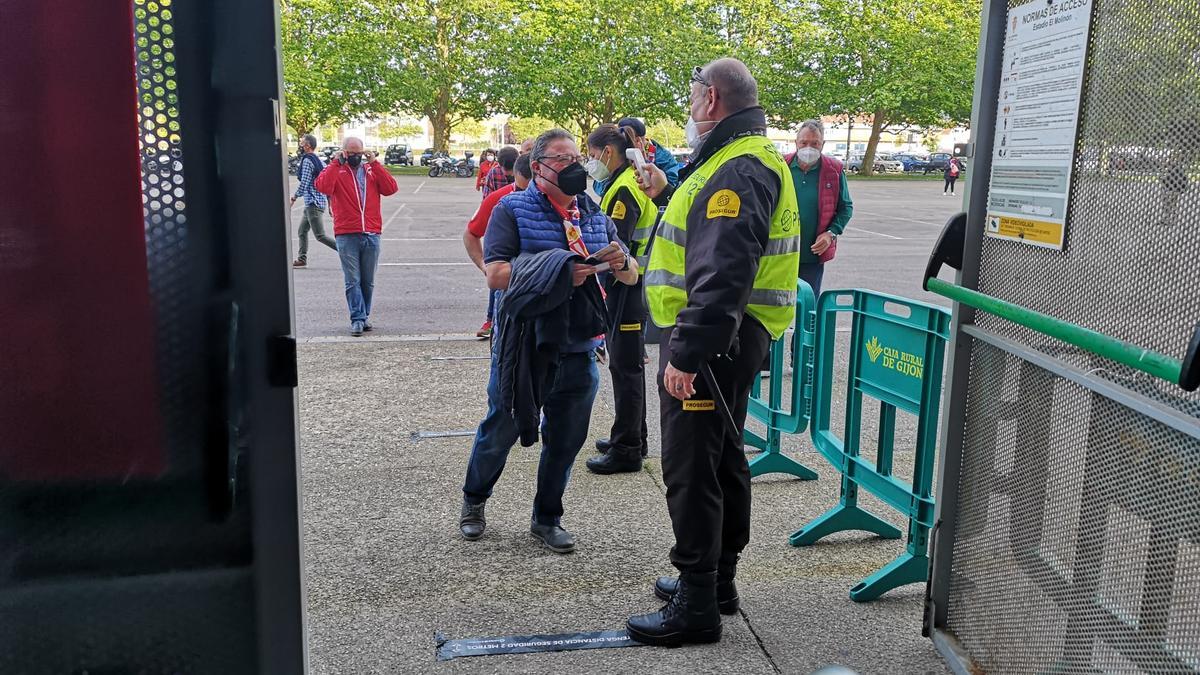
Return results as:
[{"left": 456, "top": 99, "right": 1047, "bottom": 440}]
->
[{"left": 281, "top": 0, "right": 981, "bottom": 155}]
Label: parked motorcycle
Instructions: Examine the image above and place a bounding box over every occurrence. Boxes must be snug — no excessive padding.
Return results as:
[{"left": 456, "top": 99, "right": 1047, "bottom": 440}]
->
[{"left": 427, "top": 155, "right": 475, "bottom": 178}]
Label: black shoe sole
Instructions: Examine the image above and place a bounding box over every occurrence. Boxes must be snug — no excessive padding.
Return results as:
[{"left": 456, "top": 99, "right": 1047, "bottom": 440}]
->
[
  {"left": 653, "top": 586, "right": 739, "bottom": 615},
  {"left": 626, "top": 623, "right": 722, "bottom": 647},
  {"left": 460, "top": 529, "right": 484, "bottom": 541},
  {"left": 530, "top": 532, "right": 575, "bottom": 554}
]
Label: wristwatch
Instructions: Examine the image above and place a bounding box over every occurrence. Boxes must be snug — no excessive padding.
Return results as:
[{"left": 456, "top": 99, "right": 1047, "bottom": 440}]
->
[{"left": 827, "top": 231, "right": 839, "bottom": 240}]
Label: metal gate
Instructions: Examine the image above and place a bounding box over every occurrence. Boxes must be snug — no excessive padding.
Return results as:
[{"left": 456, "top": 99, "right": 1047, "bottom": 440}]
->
[
  {"left": 1, "top": 1, "right": 306, "bottom": 672},
  {"left": 925, "top": 0, "right": 1200, "bottom": 672}
]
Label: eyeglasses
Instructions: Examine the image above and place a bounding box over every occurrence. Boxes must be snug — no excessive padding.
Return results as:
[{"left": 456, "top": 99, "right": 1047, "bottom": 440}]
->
[
  {"left": 691, "top": 66, "right": 709, "bottom": 87},
  {"left": 536, "top": 153, "right": 585, "bottom": 165}
]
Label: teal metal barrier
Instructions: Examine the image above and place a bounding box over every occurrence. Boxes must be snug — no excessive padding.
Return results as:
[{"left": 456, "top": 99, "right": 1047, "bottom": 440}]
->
[
  {"left": 790, "top": 289, "right": 952, "bottom": 602},
  {"left": 745, "top": 280, "right": 819, "bottom": 480}
]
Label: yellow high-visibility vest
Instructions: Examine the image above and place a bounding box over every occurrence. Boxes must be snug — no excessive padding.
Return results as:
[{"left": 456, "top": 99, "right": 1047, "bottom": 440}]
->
[{"left": 644, "top": 135, "right": 800, "bottom": 339}]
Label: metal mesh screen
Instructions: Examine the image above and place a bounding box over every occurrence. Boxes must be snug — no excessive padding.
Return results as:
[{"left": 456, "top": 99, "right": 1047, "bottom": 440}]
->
[
  {"left": 941, "top": 0, "right": 1200, "bottom": 671},
  {"left": 947, "top": 341, "right": 1200, "bottom": 673},
  {"left": 975, "top": 0, "right": 1200, "bottom": 415}
]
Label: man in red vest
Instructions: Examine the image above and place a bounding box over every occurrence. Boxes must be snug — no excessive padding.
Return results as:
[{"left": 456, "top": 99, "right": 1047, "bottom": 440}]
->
[{"left": 785, "top": 120, "right": 854, "bottom": 297}]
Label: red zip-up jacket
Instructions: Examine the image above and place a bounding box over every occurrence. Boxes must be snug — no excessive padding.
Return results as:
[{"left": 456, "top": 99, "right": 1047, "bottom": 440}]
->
[{"left": 313, "top": 158, "right": 399, "bottom": 236}]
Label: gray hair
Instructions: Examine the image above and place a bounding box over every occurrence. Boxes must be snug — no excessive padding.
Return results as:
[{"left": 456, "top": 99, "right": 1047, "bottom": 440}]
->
[
  {"left": 301, "top": 134, "right": 318, "bottom": 151},
  {"left": 531, "top": 128, "right": 575, "bottom": 161},
  {"left": 796, "top": 120, "right": 825, "bottom": 140},
  {"left": 702, "top": 58, "right": 758, "bottom": 112}
]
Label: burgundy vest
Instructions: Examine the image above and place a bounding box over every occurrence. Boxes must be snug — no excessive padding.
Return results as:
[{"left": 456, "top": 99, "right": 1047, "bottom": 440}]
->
[{"left": 785, "top": 153, "right": 843, "bottom": 263}]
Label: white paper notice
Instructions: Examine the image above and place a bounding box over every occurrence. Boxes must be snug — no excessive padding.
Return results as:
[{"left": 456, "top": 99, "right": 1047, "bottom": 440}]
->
[{"left": 986, "top": 0, "right": 1094, "bottom": 249}]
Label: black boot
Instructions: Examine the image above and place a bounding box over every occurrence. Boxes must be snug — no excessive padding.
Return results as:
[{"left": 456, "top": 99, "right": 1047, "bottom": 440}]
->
[
  {"left": 594, "top": 438, "right": 613, "bottom": 454},
  {"left": 586, "top": 444, "right": 642, "bottom": 475},
  {"left": 627, "top": 572, "right": 722, "bottom": 646},
  {"left": 653, "top": 575, "right": 739, "bottom": 614}
]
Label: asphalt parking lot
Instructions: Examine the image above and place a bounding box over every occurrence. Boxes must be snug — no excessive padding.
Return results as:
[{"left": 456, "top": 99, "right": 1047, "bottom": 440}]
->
[{"left": 287, "top": 174, "right": 964, "bottom": 339}]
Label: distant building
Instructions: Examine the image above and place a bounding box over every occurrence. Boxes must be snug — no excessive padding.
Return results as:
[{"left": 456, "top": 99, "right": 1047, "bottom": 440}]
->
[{"left": 767, "top": 115, "right": 969, "bottom": 158}]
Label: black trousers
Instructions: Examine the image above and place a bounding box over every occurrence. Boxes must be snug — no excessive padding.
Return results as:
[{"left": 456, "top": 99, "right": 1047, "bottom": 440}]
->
[
  {"left": 659, "top": 317, "right": 771, "bottom": 575},
  {"left": 605, "top": 279, "right": 647, "bottom": 453}
]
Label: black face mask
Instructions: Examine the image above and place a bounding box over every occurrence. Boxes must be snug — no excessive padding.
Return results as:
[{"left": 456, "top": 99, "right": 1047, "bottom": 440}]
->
[
  {"left": 546, "top": 162, "right": 588, "bottom": 196},
  {"left": 345, "top": 153, "right": 363, "bottom": 168}
]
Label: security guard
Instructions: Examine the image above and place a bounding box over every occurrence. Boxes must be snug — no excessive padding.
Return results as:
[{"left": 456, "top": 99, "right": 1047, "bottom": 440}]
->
[
  {"left": 626, "top": 58, "right": 799, "bottom": 646},
  {"left": 582, "top": 123, "right": 657, "bottom": 474}
]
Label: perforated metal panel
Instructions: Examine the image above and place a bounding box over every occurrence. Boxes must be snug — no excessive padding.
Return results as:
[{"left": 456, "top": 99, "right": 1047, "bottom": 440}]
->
[
  {"left": 135, "top": 0, "right": 210, "bottom": 473},
  {"left": 939, "top": 0, "right": 1200, "bottom": 671}
]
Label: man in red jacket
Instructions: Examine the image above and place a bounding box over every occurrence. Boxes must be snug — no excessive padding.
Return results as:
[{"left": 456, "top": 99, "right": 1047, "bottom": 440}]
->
[{"left": 314, "top": 136, "right": 399, "bottom": 336}]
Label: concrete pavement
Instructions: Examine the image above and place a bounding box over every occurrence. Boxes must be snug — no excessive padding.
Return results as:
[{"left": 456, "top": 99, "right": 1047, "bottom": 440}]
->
[{"left": 295, "top": 175, "right": 960, "bottom": 672}]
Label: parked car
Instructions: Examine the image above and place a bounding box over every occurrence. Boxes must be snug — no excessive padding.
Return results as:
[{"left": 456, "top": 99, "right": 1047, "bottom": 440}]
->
[
  {"left": 846, "top": 154, "right": 902, "bottom": 173},
  {"left": 319, "top": 145, "right": 340, "bottom": 161},
  {"left": 873, "top": 153, "right": 906, "bottom": 173},
  {"left": 913, "top": 152, "right": 966, "bottom": 174},
  {"left": 385, "top": 144, "right": 412, "bottom": 165},
  {"left": 891, "top": 153, "right": 928, "bottom": 172}
]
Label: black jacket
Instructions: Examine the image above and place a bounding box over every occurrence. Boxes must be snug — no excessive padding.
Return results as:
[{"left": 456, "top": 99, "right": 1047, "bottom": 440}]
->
[
  {"left": 497, "top": 249, "right": 607, "bottom": 446},
  {"left": 651, "top": 106, "right": 781, "bottom": 372}
]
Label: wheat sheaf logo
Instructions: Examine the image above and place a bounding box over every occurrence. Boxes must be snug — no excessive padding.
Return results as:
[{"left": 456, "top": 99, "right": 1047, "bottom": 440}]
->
[{"left": 865, "top": 336, "right": 884, "bottom": 363}]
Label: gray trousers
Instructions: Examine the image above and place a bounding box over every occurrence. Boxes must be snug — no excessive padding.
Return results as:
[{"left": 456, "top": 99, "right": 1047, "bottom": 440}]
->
[{"left": 298, "top": 205, "right": 336, "bottom": 259}]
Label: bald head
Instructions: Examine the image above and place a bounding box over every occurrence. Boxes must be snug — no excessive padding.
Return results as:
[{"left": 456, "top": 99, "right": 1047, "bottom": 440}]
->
[
  {"left": 700, "top": 58, "right": 758, "bottom": 115},
  {"left": 519, "top": 138, "right": 535, "bottom": 155},
  {"left": 342, "top": 136, "right": 364, "bottom": 152}
]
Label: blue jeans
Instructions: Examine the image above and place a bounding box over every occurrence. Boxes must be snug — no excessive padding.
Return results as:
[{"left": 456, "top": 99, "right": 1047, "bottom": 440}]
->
[
  {"left": 462, "top": 344, "right": 600, "bottom": 526},
  {"left": 799, "top": 262, "right": 824, "bottom": 299},
  {"left": 486, "top": 289, "right": 498, "bottom": 322},
  {"left": 336, "top": 233, "right": 380, "bottom": 323}
]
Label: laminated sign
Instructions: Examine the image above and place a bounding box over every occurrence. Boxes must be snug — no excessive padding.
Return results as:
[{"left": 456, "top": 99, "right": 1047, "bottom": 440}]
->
[{"left": 986, "top": 0, "right": 1095, "bottom": 250}]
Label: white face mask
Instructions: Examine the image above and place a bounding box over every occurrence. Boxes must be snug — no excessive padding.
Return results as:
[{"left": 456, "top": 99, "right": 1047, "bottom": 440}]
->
[
  {"left": 796, "top": 147, "right": 822, "bottom": 165},
  {"left": 584, "top": 152, "right": 611, "bottom": 182},
  {"left": 685, "top": 116, "right": 714, "bottom": 150}
]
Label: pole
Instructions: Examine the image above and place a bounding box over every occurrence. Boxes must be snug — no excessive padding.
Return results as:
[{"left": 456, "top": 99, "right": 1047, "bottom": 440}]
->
[{"left": 925, "top": 277, "right": 1189, "bottom": 387}]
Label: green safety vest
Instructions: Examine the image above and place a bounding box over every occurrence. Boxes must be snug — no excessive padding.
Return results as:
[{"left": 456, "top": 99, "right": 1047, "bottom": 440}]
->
[
  {"left": 599, "top": 164, "right": 657, "bottom": 272},
  {"left": 645, "top": 135, "right": 800, "bottom": 339}
]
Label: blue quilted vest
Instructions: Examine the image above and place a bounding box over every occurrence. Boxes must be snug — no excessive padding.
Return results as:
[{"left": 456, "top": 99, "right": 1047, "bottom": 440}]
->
[
  {"left": 499, "top": 180, "right": 612, "bottom": 257},
  {"left": 495, "top": 180, "right": 612, "bottom": 353}
]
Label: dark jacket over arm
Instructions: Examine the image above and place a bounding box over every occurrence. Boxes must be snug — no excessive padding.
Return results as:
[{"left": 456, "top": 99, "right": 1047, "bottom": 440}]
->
[
  {"left": 668, "top": 155, "right": 780, "bottom": 373},
  {"left": 497, "top": 249, "right": 606, "bottom": 446}
]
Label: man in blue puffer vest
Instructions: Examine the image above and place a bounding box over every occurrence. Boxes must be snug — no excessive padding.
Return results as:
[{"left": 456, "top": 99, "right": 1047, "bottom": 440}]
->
[{"left": 459, "top": 128, "right": 639, "bottom": 554}]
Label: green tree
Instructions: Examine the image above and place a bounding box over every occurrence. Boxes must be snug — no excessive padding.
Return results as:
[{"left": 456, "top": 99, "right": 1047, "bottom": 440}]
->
[
  {"left": 376, "top": 120, "right": 424, "bottom": 141},
  {"left": 373, "top": 0, "right": 521, "bottom": 151},
  {"left": 507, "top": 116, "right": 557, "bottom": 142},
  {"left": 695, "top": 0, "right": 821, "bottom": 126},
  {"left": 496, "top": 0, "right": 719, "bottom": 138},
  {"left": 807, "top": 0, "right": 979, "bottom": 174},
  {"left": 280, "top": 0, "right": 386, "bottom": 134},
  {"left": 452, "top": 118, "right": 486, "bottom": 141},
  {"left": 646, "top": 119, "right": 686, "bottom": 148}
]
